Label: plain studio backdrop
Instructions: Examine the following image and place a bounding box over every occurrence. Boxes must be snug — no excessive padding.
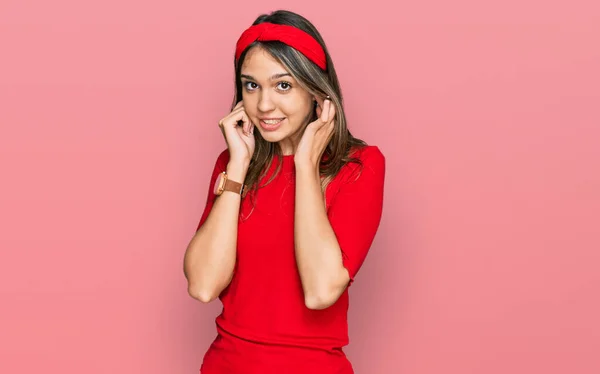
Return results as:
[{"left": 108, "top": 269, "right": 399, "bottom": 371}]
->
[{"left": 0, "top": 0, "right": 598, "bottom": 373}]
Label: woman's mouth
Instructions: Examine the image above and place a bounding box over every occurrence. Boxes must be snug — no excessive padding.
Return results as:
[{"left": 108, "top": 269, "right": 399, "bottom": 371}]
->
[{"left": 259, "top": 118, "right": 285, "bottom": 131}]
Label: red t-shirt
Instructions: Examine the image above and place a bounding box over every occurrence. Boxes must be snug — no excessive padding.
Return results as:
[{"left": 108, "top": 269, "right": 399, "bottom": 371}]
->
[{"left": 195, "top": 145, "right": 385, "bottom": 374}]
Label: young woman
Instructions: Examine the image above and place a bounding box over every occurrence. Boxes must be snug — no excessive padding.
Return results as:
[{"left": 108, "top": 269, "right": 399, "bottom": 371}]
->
[{"left": 184, "top": 9, "right": 386, "bottom": 374}]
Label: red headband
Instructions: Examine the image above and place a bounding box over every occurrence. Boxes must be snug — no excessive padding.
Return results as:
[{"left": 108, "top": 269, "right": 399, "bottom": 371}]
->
[{"left": 235, "top": 22, "right": 327, "bottom": 70}]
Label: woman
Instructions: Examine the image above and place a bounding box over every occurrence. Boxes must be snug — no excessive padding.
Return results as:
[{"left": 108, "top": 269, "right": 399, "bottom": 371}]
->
[{"left": 184, "top": 9, "right": 385, "bottom": 374}]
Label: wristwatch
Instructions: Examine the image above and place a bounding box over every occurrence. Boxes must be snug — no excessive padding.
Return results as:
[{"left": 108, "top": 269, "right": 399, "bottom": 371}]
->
[{"left": 213, "top": 171, "right": 248, "bottom": 198}]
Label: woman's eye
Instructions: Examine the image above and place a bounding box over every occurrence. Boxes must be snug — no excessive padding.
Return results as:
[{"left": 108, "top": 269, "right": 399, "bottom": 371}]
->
[
  {"left": 277, "top": 82, "right": 291, "bottom": 91},
  {"left": 244, "top": 82, "right": 258, "bottom": 90}
]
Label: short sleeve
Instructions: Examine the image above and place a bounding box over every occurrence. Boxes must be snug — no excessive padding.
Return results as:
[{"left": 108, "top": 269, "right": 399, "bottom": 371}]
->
[
  {"left": 327, "top": 146, "right": 386, "bottom": 285},
  {"left": 196, "top": 149, "right": 230, "bottom": 231}
]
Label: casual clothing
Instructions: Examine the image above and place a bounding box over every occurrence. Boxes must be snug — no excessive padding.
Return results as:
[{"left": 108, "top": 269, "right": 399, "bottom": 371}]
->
[{"left": 196, "top": 145, "right": 385, "bottom": 374}]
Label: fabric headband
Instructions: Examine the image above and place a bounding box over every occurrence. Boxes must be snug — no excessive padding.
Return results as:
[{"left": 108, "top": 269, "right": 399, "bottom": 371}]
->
[{"left": 235, "top": 22, "right": 327, "bottom": 70}]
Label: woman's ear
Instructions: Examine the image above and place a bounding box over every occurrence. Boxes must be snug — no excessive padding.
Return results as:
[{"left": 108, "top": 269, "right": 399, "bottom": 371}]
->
[{"left": 314, "top": 97, "right": 322, "bottom": 118}]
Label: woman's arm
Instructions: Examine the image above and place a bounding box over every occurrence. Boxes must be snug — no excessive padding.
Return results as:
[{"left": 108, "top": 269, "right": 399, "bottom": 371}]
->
[
  {"left": 183, "top": 159, "right": 248, "bottom": 303},
  {"left": 294, "top": 165, "right": 350, "bottom": 310},
  {"left": 294, "top": 147, "right": 386, "bottom": 310}
]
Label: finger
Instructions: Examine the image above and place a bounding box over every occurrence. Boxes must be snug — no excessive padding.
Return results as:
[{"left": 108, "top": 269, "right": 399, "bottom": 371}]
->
[
  {"left": 225, "top": 106, "right": 246, "bottom": 125},
  {"left": 237, "top": 120, "right": 254, "bottom": 138},
  {"left": 327, "top": 99, "right": 335, "bottom": 124},
  {"left": 219, "top": 124, "right": 227, "bottom": 143},
  {"left": 233, "top": 101, "right": 244, "bottom": 110},
  {"left": 244, "top": 121, "right": 254, "bottom": 136},
  {"left": 219, "top": 106, "right": 245, "bottom": 128},
  {"left": 240, "top": 111, "right": 252, "bottom": 135},
  {"left": 315, "top": 93, "right": 330, "bottom": 107},
  {"left": 228, "top": 108, "right": 251, "bottom": 128},
  {"left": 307, "top": 99, "right": 329, "bottom": 133},
  {"left": 241, "top": 114, "right": 255, "bottom": 137},
  {"left": 317, "top": 102, "right": 336, "bottom": 137},
  {"left": 223, "top": 109, "right": 251, "bottom": 139},
  {"left": 327, "top": 119, "right": 335, "bottom": 137},
  {"left": 235, "top": 123, "right": 247, "bottom": 138},
  {"left": 320, "top": 99, "right": 330, "bottom": 124},
  {"left": 317, "top": 98, "right": 326, "bottom": 121},
  {"left": 307, "top": 96, "right": 331, "bottom": 133}
]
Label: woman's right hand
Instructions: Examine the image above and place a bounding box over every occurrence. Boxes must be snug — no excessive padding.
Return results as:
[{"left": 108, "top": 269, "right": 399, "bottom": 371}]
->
[{"left": 218, "top": 101, "right": 256, "bottom": 166}]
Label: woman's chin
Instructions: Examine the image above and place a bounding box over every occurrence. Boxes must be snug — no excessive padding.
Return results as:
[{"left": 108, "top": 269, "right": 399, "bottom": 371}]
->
[{"left": 259, "top": 130, "right": 285, "bottom": 142}]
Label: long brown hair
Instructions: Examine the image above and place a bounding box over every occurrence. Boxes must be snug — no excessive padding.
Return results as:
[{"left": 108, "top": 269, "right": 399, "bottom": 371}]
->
[{"left": 231, "top": 10, "right": 368, "bottom": 208}]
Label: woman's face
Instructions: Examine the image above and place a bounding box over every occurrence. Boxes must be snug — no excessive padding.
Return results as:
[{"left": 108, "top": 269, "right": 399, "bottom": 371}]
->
[{"left": 240, "top": 46, "right": 314, "bottom": 155}]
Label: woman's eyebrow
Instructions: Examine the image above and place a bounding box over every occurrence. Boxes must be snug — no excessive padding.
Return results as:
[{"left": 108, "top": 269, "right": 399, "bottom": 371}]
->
[{"left": 240, "top": 73, "right": 292, "bottom": 81}]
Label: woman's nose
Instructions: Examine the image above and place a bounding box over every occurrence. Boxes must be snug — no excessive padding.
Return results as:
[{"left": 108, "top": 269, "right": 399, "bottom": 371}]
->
[{"left": 257, "top": 93, "right": 276, "bottom": 112}]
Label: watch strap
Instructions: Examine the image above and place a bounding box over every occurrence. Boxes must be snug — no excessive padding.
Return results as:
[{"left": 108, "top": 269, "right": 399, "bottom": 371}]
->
[{"left": 223, "top": 176, "right": 248, "bottom": 197}]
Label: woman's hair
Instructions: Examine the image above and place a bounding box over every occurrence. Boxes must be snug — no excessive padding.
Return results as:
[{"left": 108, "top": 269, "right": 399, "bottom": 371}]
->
[{"left": 232, "top": 10, "right": 368, "bottom": 210}]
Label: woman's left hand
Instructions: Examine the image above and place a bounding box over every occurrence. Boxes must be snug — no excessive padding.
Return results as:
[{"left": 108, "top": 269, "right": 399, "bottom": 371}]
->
[{"left": 294, "top": 97, "right": 335, "bottom": 170}]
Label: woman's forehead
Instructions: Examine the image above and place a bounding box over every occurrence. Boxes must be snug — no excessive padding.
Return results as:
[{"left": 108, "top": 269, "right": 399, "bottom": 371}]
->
[{"left": 240, "top": 47, "right": 289, "bottom": 78}]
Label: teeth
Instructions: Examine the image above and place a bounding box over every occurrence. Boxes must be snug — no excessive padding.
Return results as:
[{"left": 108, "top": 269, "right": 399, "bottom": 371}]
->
[{"left": 263, "top": 119, "right": 283, "bottom": 125}]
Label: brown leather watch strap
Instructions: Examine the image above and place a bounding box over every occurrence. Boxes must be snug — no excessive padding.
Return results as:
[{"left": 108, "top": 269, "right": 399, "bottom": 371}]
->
[{"left": 223, "top": 178, "right": 248, "bottom": 197}]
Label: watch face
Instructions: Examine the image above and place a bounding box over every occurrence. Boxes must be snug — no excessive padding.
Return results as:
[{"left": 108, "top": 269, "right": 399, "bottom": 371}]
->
[{"left": 213, "top": 172, "right": 226, "bottom": 195}]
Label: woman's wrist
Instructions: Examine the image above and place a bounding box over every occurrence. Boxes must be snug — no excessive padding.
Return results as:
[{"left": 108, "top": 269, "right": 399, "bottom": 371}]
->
[
  {"left": 226, "top": 161, "right": 249, "bottom": 182},
  {"left": 295, "top": 163, "right": 321, "bottom": 182}
]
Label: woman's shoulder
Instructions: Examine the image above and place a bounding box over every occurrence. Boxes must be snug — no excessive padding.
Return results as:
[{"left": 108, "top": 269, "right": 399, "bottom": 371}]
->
[
  {"left": 348, "top": 144, "right": 385, "bottom": 163},
  {"left": 334, "top": 145, "right": 385, "bottom": 185},
  {"left": 344, "top": 145, "right": 385, "bottom": 174}
]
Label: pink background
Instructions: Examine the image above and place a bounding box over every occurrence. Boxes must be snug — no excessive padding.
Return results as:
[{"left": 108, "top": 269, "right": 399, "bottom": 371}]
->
[{"left": 1, "top": 0, "right": 599, "bottom": 373}]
